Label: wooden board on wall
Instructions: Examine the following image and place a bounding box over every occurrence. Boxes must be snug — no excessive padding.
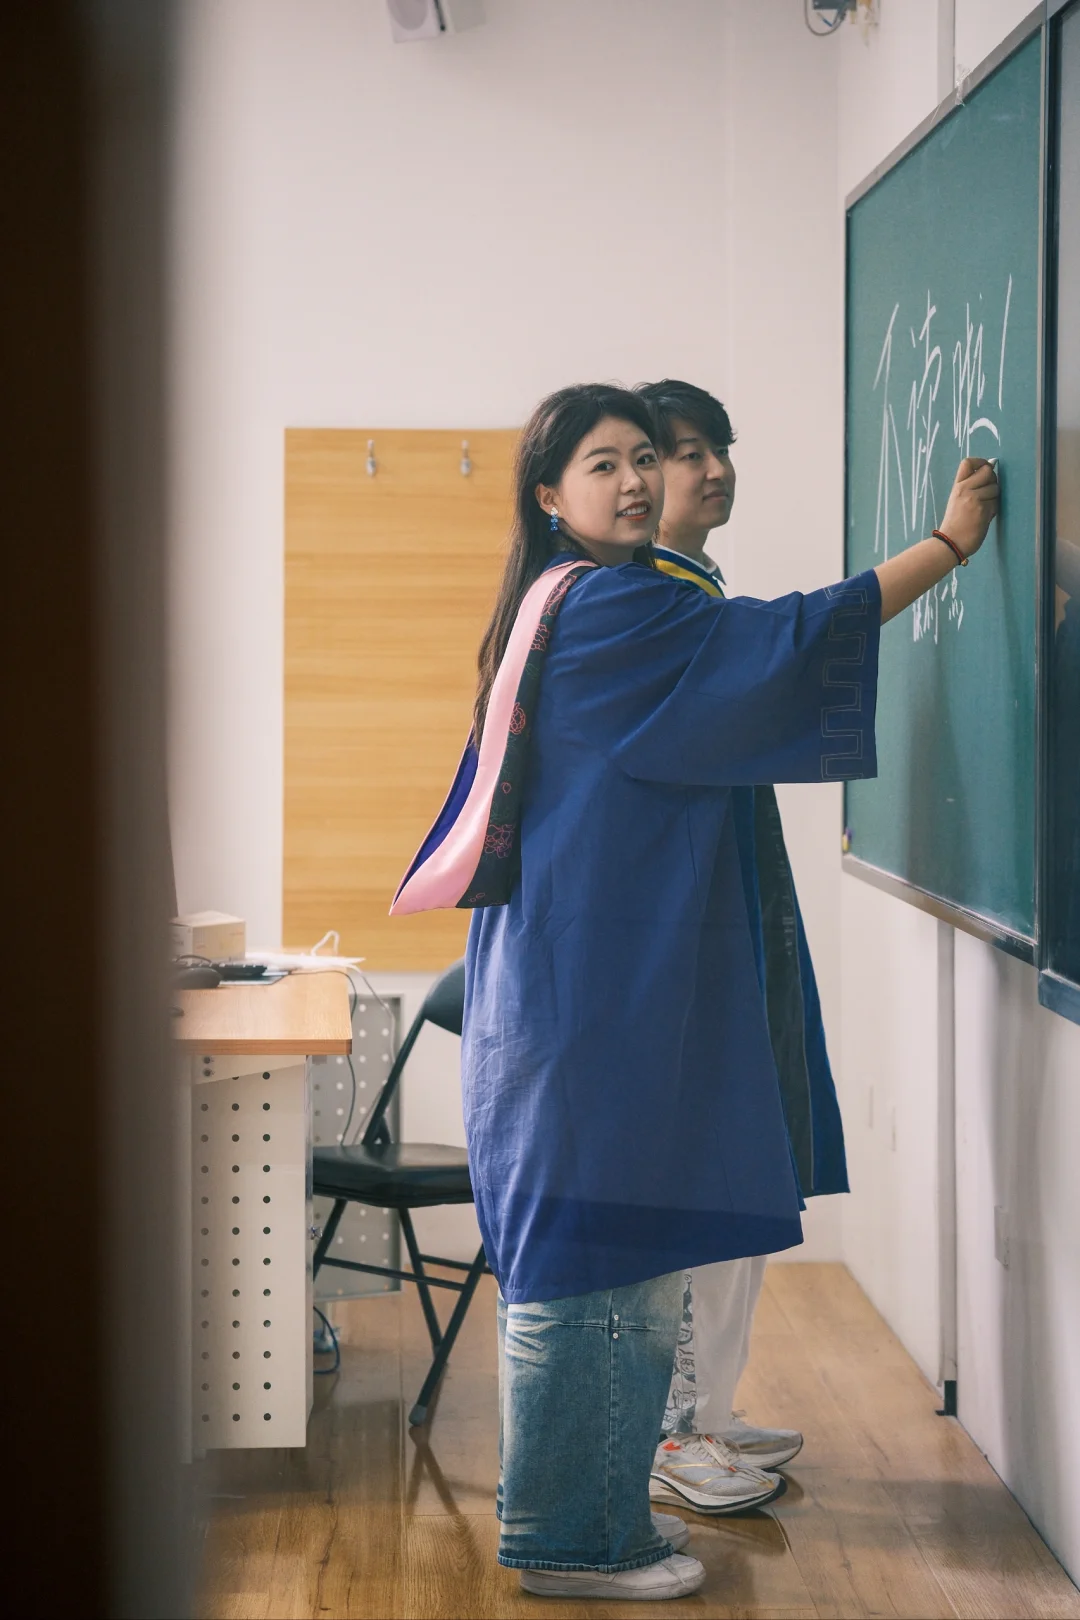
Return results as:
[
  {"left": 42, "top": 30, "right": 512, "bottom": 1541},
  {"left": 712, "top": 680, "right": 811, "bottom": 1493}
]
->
[{"left": 284, "top": 429, "right": 516, "bottom": 972}]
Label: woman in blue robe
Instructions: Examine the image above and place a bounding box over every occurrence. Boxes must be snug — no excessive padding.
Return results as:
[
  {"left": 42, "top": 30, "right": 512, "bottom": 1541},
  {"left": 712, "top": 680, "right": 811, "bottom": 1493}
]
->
[{"left": 393, "top": 383, "right": 998, "bottom": 1601}]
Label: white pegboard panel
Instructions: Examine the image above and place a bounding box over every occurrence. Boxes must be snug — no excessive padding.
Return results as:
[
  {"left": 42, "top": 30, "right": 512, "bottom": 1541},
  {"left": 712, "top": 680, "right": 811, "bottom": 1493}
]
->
[
  {"left": 310, "top": 988, "right": 402, "bottom": 1302},
  {"left": 192, "top": 1060, "right": 312, "bottom": 1448}
]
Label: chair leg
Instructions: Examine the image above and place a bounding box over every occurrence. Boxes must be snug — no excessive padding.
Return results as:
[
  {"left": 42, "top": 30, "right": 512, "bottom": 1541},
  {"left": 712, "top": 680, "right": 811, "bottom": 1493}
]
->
[
  {"left": 313, "top": 1199, "right": 347, "bottom": 1277},
  {"left": 399, "top": 1208, "right": 442, "bottom": 1353},
  {"left": 408, "top": 1244, "right": 487, "bottom": 1428}
]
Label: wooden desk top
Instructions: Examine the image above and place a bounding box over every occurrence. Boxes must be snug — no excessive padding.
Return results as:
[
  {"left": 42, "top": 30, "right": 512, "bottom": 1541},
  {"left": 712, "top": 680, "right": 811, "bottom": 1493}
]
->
[{"left": 174, "top": 970, "right": 353, "bottom": 1055}]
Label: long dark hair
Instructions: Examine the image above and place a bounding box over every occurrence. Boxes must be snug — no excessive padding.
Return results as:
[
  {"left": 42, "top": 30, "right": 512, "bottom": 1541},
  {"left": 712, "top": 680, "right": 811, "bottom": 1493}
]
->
[{"left": 474, "top": 383, "right": 658, "bottom": 740}]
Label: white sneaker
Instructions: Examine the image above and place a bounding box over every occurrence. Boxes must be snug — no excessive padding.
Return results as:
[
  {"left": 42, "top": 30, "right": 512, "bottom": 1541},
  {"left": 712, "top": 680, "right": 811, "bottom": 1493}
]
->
[
  {"left": 718, "top": 1409, "right": 804, "bottom": 1469},
  {"left": 651, "top": 1511, "right": 690, "bottom": 1551},
  {"left": 650, "top": 1433, "right": 784, "bottom": 1514},
  {"left": 520, "top": 1553, "right": 705, "bottom": 1600}
]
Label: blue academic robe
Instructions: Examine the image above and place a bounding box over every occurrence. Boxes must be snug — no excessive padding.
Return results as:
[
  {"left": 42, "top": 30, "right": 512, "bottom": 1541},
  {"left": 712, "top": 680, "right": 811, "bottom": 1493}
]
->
[
  {"left": 653, "top": 545, "right": 850, "bottom": 1199},
  {"left": 463, "top": 559, "right": 881, "bottom": 1305}
]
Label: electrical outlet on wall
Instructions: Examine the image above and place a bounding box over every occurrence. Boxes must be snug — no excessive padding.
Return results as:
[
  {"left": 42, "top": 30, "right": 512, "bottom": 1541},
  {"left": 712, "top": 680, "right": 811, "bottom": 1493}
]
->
[{"left": 994, "top": 1205, "right": 1011, "bottom": 1269}]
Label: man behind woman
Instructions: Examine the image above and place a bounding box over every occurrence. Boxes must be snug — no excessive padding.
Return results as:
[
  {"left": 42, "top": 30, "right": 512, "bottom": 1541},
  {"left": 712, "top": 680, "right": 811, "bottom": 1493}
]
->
[
  {"left": 641, "top": 379, "right": 814, "bottom": 1519},
  {"left": 394, "top": 381, "right": 998, "bottom": 1600}
]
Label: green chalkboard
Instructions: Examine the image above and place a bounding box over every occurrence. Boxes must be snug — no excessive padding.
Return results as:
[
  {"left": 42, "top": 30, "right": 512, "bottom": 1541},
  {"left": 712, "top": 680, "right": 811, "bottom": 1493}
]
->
[{"left": 844, "top": 32, "right": 1042, "bottom": 943}]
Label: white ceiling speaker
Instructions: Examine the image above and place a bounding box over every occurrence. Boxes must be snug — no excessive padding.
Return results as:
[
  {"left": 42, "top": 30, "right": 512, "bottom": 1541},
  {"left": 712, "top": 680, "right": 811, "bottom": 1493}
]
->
[{"left": 385, "top": 0, "right": 485, "bottom": 44}]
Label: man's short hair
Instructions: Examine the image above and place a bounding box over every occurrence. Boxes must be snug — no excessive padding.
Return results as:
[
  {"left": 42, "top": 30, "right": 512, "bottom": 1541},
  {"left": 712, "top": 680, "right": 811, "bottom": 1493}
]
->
[{"left": 635, "top": 378, "right": 736, "bottom": 459}]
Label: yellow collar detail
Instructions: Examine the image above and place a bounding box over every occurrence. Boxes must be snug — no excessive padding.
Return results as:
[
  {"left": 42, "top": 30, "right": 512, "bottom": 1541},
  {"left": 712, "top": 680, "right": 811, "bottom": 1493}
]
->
[{"left": 653, "top": 556, "right": 724, "bottom": 599}]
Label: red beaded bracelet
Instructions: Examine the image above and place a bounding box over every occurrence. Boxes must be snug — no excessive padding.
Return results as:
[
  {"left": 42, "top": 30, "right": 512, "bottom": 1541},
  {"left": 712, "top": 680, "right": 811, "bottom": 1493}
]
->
[{"left": 932, "top": 528, "right": 968, "bottom": 566}]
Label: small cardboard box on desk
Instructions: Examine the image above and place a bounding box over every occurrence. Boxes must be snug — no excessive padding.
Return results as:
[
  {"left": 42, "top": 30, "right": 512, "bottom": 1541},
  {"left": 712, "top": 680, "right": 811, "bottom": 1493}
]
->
[{"left": 172, "top": 910, "right": 245, "bottom": 962}]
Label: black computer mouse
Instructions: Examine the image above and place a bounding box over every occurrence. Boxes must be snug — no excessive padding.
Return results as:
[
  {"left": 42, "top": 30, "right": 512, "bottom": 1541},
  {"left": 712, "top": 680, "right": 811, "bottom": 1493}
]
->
[{"left": 172, "top": 963, "right": 222, "bottom": 990}]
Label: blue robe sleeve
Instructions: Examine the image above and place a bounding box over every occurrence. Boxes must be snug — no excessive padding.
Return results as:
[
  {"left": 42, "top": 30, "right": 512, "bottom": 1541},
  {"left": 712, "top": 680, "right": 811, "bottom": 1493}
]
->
[{"left": 556, "top": 564, "right": 881, "bottom": 786}]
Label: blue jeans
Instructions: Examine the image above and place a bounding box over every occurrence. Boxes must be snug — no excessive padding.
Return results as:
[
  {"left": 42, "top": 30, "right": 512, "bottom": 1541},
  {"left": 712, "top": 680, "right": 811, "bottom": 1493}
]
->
[{"left": 496, "top": 1270, "right": 683, "bottom": 1571}]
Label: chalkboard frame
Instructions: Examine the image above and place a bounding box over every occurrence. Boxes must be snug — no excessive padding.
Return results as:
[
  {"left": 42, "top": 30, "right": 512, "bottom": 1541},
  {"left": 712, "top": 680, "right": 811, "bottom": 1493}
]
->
[
  {"left": 1038, "top": 0, "right": 1080, "bottom": 1024},
  {"left": 841, "top": 4, "right": 1051, "bottom": 966}
]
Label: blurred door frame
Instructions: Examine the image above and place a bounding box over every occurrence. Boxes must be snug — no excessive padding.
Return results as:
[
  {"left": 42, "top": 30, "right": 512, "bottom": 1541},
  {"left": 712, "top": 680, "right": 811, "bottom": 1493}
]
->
[{"left": 1, "top": 5, "right": 188, "bottom": 1615}]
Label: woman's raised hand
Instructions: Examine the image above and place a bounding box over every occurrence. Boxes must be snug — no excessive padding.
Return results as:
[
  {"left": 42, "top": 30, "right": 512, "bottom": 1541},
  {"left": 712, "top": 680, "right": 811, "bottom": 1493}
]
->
[
  {"left": 939, "top": 457, "right": 1000, "bottom": 558},
  {"left": 874, "top": 458, "right": 1000, "bottom": 624}
]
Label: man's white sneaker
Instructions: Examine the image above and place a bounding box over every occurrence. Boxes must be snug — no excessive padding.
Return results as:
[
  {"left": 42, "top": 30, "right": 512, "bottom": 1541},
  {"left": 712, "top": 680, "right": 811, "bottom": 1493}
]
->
[
  {"left": 651, "top": 1511, "right": 690, "bottom": 1551},
  {"left": 520, "top": 1553, "right": 705, "bottom": 1600},
  {"left": 717, "top": 1409, "right": 804, "bottom": 1470},
  {"left": 650, "top": 1433, "right": 784, "bottom": 1514}
]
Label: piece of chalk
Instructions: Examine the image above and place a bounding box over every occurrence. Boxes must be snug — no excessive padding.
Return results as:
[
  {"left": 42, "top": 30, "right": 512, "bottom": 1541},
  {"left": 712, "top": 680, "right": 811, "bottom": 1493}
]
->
[{"left": 989, "top": 458, "right": 998, "bottom": 468}]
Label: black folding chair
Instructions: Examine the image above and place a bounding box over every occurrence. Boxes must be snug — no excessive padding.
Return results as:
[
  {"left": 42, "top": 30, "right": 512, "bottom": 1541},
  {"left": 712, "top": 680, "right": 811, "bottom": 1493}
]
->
[{"left": 311, "top": 958, "right": 489, "bottom": 1426}]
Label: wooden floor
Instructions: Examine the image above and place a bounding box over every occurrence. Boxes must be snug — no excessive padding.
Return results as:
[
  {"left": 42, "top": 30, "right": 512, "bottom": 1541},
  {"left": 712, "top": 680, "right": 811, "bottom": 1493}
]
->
[{"left": 195, "top": 1264, "right": 1080, "bottom": 1619}]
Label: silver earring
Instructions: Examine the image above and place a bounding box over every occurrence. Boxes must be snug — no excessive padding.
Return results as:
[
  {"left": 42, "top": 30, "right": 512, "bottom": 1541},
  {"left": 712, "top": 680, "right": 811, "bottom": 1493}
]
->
[{"left": 549, "top": 507, "right": 560, "bottom": 533}]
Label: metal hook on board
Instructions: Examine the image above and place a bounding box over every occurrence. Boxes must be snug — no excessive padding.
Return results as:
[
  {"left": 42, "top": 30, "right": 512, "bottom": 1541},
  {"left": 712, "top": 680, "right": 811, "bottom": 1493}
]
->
[
  {"left": 460, "top": 439, "right": 472, "bottom": 477},
  {"left": 366, "top": 438, "right": 377, "bottom": 477}
]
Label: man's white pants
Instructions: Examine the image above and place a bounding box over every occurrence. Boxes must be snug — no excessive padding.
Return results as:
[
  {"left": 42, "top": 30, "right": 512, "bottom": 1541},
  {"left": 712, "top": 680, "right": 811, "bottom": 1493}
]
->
[{"left": 662, "top": 1256, "right": 767, "bottom": 1435}]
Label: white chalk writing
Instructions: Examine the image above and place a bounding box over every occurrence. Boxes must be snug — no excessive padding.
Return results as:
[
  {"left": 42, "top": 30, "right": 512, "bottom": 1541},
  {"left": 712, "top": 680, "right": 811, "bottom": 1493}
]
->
[{"left": 871, "top": 276, "right": 1011, "bottom": 643}]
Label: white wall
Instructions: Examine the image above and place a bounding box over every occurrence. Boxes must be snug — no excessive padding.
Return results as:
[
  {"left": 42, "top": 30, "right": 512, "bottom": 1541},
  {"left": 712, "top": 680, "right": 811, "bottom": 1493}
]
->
[
  {"left": 835, "top": 0, "right": 946, "bottom": 1387},
  {"left": 954, "top": 937, "right": 1080, "bottom": 1569},
  {"left": 723, "top": 3, "right": 845, "bottom": 1260},
  {"left": 840, "top": 882, "right": 946, "bottom": 1382},
  {"left": 169, "top": 0, "right": 850, "bottom": 1261},
  {"left": 954, "top": 0, "right": 1036, "bottom": 82},
  {"left": 838, "top": 0, "right": 941, "bottom": 200},
  {"left": 837, "top": 0, "right": 1080, "bottom": 1584}
]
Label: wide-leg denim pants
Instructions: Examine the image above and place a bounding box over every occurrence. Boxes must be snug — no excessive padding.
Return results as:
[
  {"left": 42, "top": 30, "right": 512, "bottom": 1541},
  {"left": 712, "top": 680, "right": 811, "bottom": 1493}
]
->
[{"left": 496, "top": 1270, "right": 683, "bottom": 1572}]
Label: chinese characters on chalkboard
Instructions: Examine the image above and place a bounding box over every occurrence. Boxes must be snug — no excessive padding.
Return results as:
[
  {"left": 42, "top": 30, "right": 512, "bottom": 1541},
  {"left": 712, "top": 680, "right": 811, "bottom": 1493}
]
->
[{"left": 871, "top": 277, "right": 1012, "bottom": 646}]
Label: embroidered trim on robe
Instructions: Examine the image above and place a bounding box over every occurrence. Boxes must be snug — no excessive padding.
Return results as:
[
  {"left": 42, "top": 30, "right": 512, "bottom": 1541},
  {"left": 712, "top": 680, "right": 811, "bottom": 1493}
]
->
[{"left": 390, "top": 559, "right": 595, "bottom": 915}]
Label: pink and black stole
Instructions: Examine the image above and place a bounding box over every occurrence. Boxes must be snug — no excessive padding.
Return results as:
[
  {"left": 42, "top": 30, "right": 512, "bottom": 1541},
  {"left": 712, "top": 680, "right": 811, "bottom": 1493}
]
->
[{"left": 390, "top": 560, "right": 595, "bottom": 914}]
